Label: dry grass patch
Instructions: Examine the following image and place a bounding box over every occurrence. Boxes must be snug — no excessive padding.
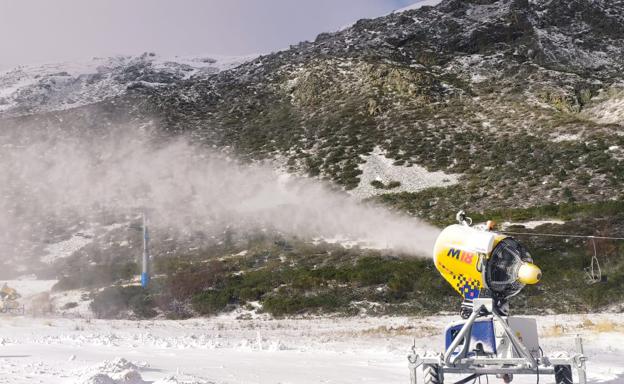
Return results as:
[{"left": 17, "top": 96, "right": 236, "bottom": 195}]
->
[
  {"left": 358, "top": 324, "right": 439, "bottom": 338},
  {"left": 544, "top": 318, "right": 624, "bottom": 337},
  {"left": 576, "top": 317, "right": 624, "bottom": 333},
  {"left": 542, "top": 323, "right": 567, "bottom": 337}
]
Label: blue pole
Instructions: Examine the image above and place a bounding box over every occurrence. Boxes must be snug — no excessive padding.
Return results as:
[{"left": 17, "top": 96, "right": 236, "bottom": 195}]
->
[{"left": 141, "top": 212, "right": 150, "bottom": 288}]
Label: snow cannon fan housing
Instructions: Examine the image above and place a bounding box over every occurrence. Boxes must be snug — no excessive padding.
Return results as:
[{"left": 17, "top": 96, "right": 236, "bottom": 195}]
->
[{"left": 433, "top": 224, "right": 541, "bottom": 305}]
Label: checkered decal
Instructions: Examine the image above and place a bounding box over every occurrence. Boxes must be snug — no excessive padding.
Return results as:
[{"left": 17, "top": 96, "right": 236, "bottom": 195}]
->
[
  {"left": 456, "top": 275, "right": 481, "bottom": 300},
  {"left": 438, "top": 262, "right": 481, "bottom": 300}
]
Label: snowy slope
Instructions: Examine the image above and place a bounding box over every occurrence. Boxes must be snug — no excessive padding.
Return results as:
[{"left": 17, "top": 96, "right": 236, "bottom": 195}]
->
[
  {"left": 583, "top": 88, "right": 624, "bottom": 125},
  {"left": 1, "top": 279, "right": 57, "bottom": 298},
  {"left": 336, "top": 0, "right": 442, "bottom": 31},
  {"left": 394, "top": 0, "right": 443, "bottom": 13},
  {"left": 0, "top": 53, "right": 255, "bottom": 117},
  {"left": 0, "top": 314, "right": 621, "bottom": 384},
  {"left": 350, "top": 146, "right": 459, "bottom": 198}
]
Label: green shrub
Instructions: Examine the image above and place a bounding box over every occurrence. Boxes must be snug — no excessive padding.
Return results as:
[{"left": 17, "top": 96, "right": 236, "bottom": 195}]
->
[
  {"left": 192, "top": 290, "right": 231, "bottom": 315},
  {"left": 370, "top": 180, "right": 401, "bottom": 190},
  {"left": 90, "top": 286, "right": 156, "bottom": 319},
  {"left": 53, "top": 261, "right": 139, "bottom": 291},
  {"left": 370, "top": 180, "right": 385, "bottom": 189},
  {"left": 61, "top": 302, "right": 78, "bottom": 310},
  {"left": 165, "top": 261, "right": 225, "bottom": 300},
  {"left": 263, "top": 290, "right": 351, "bottom": 316},
  {"left": 129, "top": 292, "right": 158, "bottom": 318}
]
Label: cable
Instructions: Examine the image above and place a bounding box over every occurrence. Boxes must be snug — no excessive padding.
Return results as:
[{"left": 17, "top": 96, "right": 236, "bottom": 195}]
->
[
  {"left": 536, "top": 346, "right": 545, "bottom": 384},
  {"left": 536, "top": 364, "right": 540, "bottom": 384},
  {"left": 453, "top": 373, "right": 479, "bottom": 384},
  {"left": 501, "top": 231, "right": 624, "bottom": 241},
  {"left": 502, "top": 230, "right": 613, "bottom": 284}
]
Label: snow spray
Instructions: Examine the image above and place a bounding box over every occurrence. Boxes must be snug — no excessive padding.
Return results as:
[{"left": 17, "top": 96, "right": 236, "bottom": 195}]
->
[{"left": 0, "top": 126, "right": 439, "bottom": 266}]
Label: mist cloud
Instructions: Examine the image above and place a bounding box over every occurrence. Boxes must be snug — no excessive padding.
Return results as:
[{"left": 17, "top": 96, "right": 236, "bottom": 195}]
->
[{"left": 0, "top": 126, "right": 439, "bottom": 269}]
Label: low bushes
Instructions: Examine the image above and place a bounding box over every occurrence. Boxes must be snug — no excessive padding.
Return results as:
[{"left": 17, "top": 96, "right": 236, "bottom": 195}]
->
[
  {"left": 53, "top": 261, "right": 138, "bottom": 291},
  {"left": 90, "top": 285, "right": 157, "bottom": 319},
  {"left": 263, "top": 289, "right": 353, "bottom": 317},
  {"left": 370, "top": 180, "right": 401, "bottom": 190},
  {"left": 192, "top": 289, "right": 231, "bottom": 315},
  {"left": 86, "top": 211, "right": 624, "bottom": 319}
]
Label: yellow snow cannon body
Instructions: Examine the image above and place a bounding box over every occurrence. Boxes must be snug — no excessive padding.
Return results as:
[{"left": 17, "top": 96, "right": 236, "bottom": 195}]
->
[
  {"left": 0, "top": 283, "right": 20, "bottom": 301},
  {"left": 433, "top": 221, "right": 541, "bottom": 307}
]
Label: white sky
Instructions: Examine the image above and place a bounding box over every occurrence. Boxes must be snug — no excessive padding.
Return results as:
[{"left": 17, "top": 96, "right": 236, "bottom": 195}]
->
[{"left": 0, "top": 0, "right": 422, "bottom": 70}]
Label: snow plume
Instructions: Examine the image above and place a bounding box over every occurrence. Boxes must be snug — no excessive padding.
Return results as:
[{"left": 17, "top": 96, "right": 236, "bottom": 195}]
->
[{"left": 0, "top": 124, "right": 439, "bottom": 268}]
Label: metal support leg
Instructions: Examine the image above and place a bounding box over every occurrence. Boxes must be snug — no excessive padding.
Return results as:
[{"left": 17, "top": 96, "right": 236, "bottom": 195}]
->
[
  {"left": 575, "top": 335, "right": 587, "bottom": 384},
  {"left": 491, "top": 311, "right": 537, "bottom": 368},
  {"left": 409, "top": 364, "right": 417, "bottom": 384},
  {"left": 444, "top": 304, "right": 482, "bottom": 366}
]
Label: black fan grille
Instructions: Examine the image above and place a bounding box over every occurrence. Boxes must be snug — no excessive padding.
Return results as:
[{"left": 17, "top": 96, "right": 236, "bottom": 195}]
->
[{"left": 485, "top": 238, "right": 533, "bottom": 299}]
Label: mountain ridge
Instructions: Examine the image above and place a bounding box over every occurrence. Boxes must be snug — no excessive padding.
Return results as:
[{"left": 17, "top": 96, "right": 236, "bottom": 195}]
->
[
  {"left": 0, "top": 52, "right": 255, "bottom": 117},
  {"left": 2, "top": 0, "right": 624, "bottom": 212}
]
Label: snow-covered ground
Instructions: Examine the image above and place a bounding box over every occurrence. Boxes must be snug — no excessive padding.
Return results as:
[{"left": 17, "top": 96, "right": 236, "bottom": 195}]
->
[
  {"left": 501, "top": 219, "right": 566, "bottom": 230},
  {"left": 583, "top": 88, "right": 624, "bottom": 126},
  {"left": 350, "top": 147, "right": 459, "bottom": 199},
  {"left": 41, "top": 231, "right": 95, "bottom": 265},
  {"left": 1, "top": 279, "right": 57, "bottom": 298},
  {"left": 0, "top": 313, "right": 622, "bottom": 384}
]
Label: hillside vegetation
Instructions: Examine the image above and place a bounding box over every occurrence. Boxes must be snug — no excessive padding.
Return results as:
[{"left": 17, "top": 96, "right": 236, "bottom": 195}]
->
[
  {"left": 3, "top": 0, "right": 624, "bottom": 318},
  {"left": 61, "top": 201, "right": 624, "bottom": 319}
]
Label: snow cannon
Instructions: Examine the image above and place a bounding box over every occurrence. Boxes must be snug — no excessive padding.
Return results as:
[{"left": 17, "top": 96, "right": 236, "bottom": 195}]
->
[
  {"left": 433, "top": 221, "right": 541, "bottom": 317},
  {"left": 0, "top": 283, "right": 25, "bottom": 315},
  {"left": 407, "top": 211, "right": 587, "bottom": 384}
]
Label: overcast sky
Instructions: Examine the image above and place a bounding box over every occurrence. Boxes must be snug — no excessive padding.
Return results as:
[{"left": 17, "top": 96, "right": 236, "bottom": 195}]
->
[{"left": 0, "top": 0, "right": 422, "bottom": 70}]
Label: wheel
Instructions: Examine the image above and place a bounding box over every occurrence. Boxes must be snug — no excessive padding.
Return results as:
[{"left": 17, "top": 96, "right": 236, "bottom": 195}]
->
[
  {"left": 423, "top": 364, "right": 443, "bottom": 384},
  {"left": 555, "top": 365, "right": 573, "bottom": 384}
]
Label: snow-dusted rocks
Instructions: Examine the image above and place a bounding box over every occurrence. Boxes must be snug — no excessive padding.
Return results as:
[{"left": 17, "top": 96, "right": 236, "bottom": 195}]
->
[{"left": 0, "top": 53, "right": 254, "bottom": 117}]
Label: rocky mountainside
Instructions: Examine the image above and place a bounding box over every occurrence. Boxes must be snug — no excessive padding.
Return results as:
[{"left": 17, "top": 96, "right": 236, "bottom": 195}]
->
[
  {"left": 5, "top": 0, "right": 621, "bottom": 217},
  {"left": 4, "top": 1, "right": 624, "bottom": 200},
  {"left": 0, "top": 52, "right": 254, "bottom": 117},
  {"left": 2, "top": 0, "right": 624, "bottom": 317},
  {"left": 141, "top": 0, "right": 624, "bottom": 215}
]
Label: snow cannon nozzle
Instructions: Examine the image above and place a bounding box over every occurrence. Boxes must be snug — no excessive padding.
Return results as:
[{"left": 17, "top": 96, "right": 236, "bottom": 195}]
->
[
  {"left": 434, "top": 211, "right": 541, "bottom": 312},
  {"left": 518, "top": 262, "right": 541, "bottom": 285}
]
